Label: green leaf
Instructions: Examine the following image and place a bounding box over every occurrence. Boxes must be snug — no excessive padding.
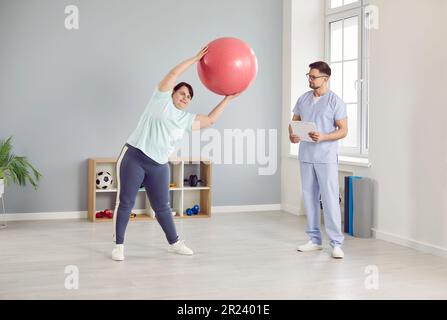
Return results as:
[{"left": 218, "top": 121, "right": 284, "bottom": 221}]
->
[{"left": 0, "top": 136, "right": 42, "bottom": 190}]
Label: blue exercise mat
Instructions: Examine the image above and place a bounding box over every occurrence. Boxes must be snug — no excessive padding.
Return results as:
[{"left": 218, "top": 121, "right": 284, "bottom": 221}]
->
[
  {"left": 348, "top": 176, "right": 362, "bottom": 236},
  {"left": 344, "top": 176, "right": 350, "bottom": 233}
]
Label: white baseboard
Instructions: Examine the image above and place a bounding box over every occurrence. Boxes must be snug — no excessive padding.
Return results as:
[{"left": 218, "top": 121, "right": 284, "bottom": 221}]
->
[
  {"left": 211, "top": 204, "right": 281, "bottom": 213},
  {"left": 1, "top": 205, "right": 282, "bottom": 221},
  {"left": 373, "top": 228, "right": 447, "bottom": 258},
  {"left": 280, "top": 204, "right": 304, "bottom": 216},
  {"left": 1, "top": 211, "right": 87, "bottom": 222}
]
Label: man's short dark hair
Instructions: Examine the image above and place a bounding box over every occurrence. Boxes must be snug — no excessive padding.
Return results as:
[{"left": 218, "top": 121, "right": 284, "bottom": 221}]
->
[{"left": 309, "top": 61, "right": 331, "bottom": 77}]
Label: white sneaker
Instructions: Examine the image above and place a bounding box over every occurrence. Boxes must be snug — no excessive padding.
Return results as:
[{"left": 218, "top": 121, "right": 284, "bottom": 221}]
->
[
  {"left": 168, "top": 240, "right": 194, "bottom": 255},
  {"left": 332, "top": 246, "right": 344, "bottom": 259},
  {"left": 112, "top": 244, "right": 124, "bottom": 261},
  {"left": 297, "top": 241, "right": 323, "bottom": 252}
]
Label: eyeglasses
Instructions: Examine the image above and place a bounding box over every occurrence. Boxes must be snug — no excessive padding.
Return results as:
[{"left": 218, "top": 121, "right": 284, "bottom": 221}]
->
[{"left": 306, "top": 73, "right": 328, "bottom": 81}]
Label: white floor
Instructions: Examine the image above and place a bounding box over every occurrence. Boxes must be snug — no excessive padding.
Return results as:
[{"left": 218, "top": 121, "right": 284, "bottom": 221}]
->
[{"left": 0, "top": 211, "right": 446, "bottom": 300}]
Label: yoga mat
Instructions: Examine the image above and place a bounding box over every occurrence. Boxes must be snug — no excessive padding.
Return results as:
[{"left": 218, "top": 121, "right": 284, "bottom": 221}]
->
[
  {"left": 353, "top": 178, "right": 374, "bottom": 238},
  {"left": 348, "top": 176, "right": 362, "bottom": 236},
  {"left": 344, "top": 176, "right": 350, "bottom": 233}
]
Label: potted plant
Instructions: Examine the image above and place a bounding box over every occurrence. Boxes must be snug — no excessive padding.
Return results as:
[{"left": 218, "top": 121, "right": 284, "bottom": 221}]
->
[{"left": 0, "top": 137, "right": 42, "bottom": 197}]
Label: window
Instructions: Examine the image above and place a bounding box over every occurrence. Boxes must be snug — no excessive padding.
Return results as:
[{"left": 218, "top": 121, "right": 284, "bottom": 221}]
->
[
  {"left": 289, "top": 0, "right": 370, "bottom": 158},
  {"left": 328, "top": 14, "right": 361, "bottom": 154},
  {"left": 326, "top": 0, "right": 370, "bottom": 157}
]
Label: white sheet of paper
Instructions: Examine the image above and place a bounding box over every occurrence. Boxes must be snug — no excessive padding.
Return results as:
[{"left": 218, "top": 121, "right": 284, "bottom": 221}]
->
[{"left": 290, "top": 121, "right": 317, "bottom": 143}]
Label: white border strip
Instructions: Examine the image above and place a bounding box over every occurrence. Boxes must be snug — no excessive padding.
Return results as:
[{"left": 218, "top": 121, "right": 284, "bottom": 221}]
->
[
  {"left": 0, "top": 205, "right": 282, "bottom": 221},
  {"left": 373, "top": 229, "right": 447, "bottom": 258},
  {"left": 1, "top": 211, "right": 87, "bottom": 222},
  {"left": 112, "top": 145, "right": 129, "bottom": 242},
  {"left": 212, "top": 204, "right": 281, "bottom": 213}
]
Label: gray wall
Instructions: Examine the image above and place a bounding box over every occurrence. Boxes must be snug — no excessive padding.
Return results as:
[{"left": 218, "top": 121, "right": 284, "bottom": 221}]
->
[{"left": 0, "top": 0, "right": 282, "bottom": 213}]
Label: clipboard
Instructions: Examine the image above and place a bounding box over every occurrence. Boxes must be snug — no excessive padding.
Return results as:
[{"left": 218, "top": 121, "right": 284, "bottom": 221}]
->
[{"left": 290, "top": 121, "right": 317, "bottom": 143}]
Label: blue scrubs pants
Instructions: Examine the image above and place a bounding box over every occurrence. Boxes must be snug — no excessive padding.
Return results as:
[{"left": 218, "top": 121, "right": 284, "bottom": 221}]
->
[{"left": 300, "top": 162, "right": 344, "bottom": 247}]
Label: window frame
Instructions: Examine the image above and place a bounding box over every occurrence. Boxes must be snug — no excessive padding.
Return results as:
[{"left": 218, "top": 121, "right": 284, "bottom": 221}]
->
[
  {"left": 325, "top": 0, "right": 370, "bottom": 158},
  {"left": 326, "top": 0, "right": 361, "bottom": 15},
  {"left": 362, "top": 4, "right": 371, "bottom": 154}
]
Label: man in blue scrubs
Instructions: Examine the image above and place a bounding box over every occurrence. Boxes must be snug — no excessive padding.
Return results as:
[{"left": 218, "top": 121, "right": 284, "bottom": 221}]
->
[{"left": 289, "top": 61, "right": 348, "bottom": 259}]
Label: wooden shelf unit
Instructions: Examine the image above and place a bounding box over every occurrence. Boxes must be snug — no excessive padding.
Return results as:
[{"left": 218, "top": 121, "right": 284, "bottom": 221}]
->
[{"left": 88, "top": 158, "right": 212, "bottom": 222}]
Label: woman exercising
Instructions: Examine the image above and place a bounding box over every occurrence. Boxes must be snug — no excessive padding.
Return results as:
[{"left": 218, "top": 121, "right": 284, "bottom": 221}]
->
[{"left": 112, "top": 47, "right": 239, "bottom": 261}]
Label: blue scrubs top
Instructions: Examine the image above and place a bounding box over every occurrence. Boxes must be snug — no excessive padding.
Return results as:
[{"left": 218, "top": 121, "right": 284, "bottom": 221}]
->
[{"left": 293, "top": 90, "right": 347, "bottom": 164}]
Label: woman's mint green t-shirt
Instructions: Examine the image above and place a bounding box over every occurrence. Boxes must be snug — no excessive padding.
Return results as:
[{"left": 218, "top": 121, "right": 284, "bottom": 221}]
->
[{"left": 127, "top": 88, "right": 196, "bottom": 164}]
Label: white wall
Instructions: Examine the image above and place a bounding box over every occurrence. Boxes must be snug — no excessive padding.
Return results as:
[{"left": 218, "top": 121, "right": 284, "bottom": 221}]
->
[
  {"left": 368, "top": 0, "right": 447, "bottom": 255},
  {"left": 281, "top": 0, "right": 325, "bottom": 215}
]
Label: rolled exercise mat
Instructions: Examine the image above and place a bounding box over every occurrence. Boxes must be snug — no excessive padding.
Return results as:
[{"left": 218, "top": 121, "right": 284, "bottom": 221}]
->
[
  {"left": 344, "top": 176, "right": 350, "bottom": 233},
  {"left": 348, "top": 176, "right": 362, "bottom": 236},
  {"left": 353, "top": 177, "right": 374, "bottom": 238}
]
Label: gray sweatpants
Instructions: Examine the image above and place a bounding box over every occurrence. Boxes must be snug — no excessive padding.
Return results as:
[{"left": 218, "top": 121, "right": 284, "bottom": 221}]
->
[{"left": 113, "top": 144, "right": 178, "bottom": 245}]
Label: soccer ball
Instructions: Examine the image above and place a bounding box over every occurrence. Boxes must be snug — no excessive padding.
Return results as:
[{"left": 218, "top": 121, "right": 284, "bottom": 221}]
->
[{"left": 96, "top": 171, "right": 113, "bottom": 190}]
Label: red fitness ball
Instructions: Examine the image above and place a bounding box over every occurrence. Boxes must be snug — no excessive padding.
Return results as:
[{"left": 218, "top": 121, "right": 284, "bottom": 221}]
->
[{"left": 197, "top": 37, "right": 258, "bottom": 96}]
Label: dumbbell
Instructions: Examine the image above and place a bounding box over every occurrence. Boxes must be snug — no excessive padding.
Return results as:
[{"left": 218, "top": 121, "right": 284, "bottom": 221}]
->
[
  {"left": 185, "top": 205, "right": 200, "bottom": 216},
  {"left": 192, "top": 205, "right": 200, "bottom": 215},
  {"left": 184, "top": 175, "right": 204, "bottom": 187}
]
